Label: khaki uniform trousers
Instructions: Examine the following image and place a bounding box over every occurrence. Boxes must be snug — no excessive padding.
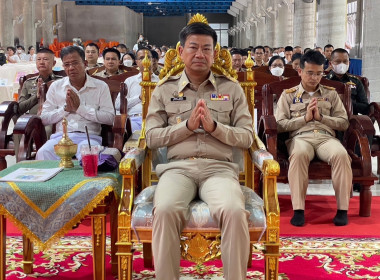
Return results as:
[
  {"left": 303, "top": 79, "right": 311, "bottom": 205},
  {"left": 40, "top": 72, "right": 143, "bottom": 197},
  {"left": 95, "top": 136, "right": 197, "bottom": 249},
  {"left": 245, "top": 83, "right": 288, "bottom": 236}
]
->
[
  {"left": 286, "top": 132, "right": 352, "bottom": 210},
  {"left": 153, "top": 159, "right": 250, "bottom": 280}
]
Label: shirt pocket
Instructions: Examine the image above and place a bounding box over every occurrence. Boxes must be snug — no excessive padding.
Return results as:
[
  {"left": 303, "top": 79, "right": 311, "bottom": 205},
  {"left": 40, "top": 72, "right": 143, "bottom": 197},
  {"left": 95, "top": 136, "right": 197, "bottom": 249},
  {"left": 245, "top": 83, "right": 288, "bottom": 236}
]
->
[
  {"left": 207, "top": 101, "right": 233, "bottom": 125},
  {"left": 318, "top": 101, "right": 332, "bottom": 115},
  {"left": 165, "top": 102, "right": 192, "bottom": 125},
  {"left": 289, "top": 103, "right": 306, "bottom": 117}
]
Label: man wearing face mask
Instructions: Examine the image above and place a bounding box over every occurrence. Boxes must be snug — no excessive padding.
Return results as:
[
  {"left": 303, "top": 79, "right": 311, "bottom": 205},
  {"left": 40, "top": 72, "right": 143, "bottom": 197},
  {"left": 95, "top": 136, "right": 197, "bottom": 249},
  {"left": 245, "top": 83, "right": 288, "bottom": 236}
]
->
[{"left": 326, "top": 48, "right": 369, "bottom": 116}]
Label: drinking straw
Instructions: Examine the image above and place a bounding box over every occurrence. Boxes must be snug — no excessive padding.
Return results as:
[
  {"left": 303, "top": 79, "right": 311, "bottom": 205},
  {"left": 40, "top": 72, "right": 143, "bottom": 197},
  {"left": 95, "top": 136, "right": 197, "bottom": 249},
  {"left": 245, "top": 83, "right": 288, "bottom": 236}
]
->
[{"left": 85, "top": 126, "right": 92, "bottom": 151}]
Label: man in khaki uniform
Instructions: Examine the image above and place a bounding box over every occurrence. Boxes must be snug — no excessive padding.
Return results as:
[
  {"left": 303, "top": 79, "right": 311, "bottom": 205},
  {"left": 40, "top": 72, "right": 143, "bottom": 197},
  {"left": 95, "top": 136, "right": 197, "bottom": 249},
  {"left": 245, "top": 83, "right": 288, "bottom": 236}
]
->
[
  {"left": 146, "top": 22, "right": 253, "bottom": 280},
  {"left": 18, "top": 48, "right": 62, "bottom": 116},
  {"left": 93, "top": 48, "right": 123, "bottom": 77},
  {"left": 275, "top": 50, "right": 352, "bottom": 227},
  {"left": 85, "top": 43, "right": 103, "bottom": 70}
]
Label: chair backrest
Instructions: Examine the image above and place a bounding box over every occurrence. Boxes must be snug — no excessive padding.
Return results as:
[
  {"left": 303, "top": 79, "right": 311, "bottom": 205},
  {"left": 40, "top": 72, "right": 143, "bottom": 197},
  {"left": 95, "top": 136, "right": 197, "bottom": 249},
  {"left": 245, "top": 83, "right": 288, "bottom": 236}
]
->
[
  {"left": 138, "top": 47, "right": 257, "bottom": 190},
  {"left": 353, "top": 74, "right": 370, "bottom": 102},
  {"left": 262, "top": 76, "right": 352, "bottom": 118}
]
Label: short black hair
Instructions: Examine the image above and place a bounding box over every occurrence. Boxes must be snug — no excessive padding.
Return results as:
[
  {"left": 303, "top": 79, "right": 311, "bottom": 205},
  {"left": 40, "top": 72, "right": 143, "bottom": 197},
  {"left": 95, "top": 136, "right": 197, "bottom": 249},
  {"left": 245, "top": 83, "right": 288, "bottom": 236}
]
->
[
  {"left": 300, "top": 50, "right": 325, "bottom": 69},
  {"left": 291, "top": 53, "right": 302, "bottom": 62},
  {"left": 285, "top": 46, "right": 293, "bottom": 52},
  {"left": 16, "top": 45, "right": 25, "bottom": 50},
  {"left": 151, "top": 50, "right": 159, "bottom": 60},
  {"left": 303, "top": 47, "right": 312, "bottom": 54},
  {"left": 102, "top": 48, "right": 121, "bottom": 60},
  {"left": 136, "top": 47, "right": 152, "bottom": 60},
  {"left": 331, "top": 48, "right": 349, "bottom": 60},
  {"left": 253, "top": 46, "right": 265, "bottom": 53},
  {"left": 230, "top": 49, "right": 242, "bottom": 56},
  {"left": 86, "top": 43, "right": 99, "bottom": 52},
  {"left": 179, "top": 22, "right": 217, "bottom": 48},
  {"left": 37, "top": 48, "right": 55, "bottom": 56},
  {"left": 324, "top": 44, "right": 334, "bottom": 51},
  {"left": 268, "top": 55, "right": 285, "bottom": 67},
  {"left": 116, "top": 44, "right": 127, "bottom": 50},
  {"left": 7, "top": 46, "right": 16, "bottom": 52},
  {"left": 60, "top": 46, "right": 85, "bottom": 62}
]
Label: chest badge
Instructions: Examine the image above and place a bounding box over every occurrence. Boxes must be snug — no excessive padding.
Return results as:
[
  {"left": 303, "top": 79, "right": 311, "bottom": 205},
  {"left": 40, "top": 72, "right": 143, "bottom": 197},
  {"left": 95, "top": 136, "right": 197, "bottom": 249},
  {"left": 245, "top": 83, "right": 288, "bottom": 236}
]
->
[
  {"left": 293, "top": 97, "right": 303, "bottom": 104},
  {"left": 211, "top": 93, "right": 230, "bottom": 101},
  {"left": 171, "top": 91, "right": 186, "bottom": 101}
]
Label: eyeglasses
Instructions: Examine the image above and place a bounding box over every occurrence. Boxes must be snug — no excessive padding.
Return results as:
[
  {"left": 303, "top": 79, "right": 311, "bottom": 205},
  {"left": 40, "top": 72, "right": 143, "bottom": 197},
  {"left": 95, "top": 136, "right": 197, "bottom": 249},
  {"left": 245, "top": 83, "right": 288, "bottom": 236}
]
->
[
  {"left": 63, "top": 61, "right": 82, "bottom": 68},
  {"left": 304, "top": 71, "right": 324, "bottom": 78}
]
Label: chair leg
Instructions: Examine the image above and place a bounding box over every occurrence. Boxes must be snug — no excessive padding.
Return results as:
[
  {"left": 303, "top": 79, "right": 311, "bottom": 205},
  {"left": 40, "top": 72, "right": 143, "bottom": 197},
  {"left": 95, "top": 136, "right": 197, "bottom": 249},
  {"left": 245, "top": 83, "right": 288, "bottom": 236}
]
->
[
  {"left": 264, "top": 243, "right": 280, "bottom": 280},
  {"left": 0, "top": 157, "right": 7, "bottom": 172},
  {"left": 359, "top": 184, "right": 372, "bottom": 217},
  {"left": 0, "top": 215, "right": 6, "bottom": 280},
  {"left": 22, "top": 235, "right": 33, "bottom": 274},
  {"left": 110, "top": 197, "right": 118, "bottom": 276},
  {"left": 91, "top": 213, "right": 106, "bottom": 280},
  {"left": 143, "top": 243, "right": 153, "bottom": 268}
]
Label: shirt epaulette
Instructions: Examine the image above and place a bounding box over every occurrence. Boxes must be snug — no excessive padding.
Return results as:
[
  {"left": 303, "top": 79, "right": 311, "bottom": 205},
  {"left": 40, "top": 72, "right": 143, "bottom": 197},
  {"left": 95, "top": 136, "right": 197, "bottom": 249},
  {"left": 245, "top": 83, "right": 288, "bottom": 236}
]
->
[
  {"left": 25, "top": 75, "right": 38, "bottom": 82},
  {"left": 321, "top": 85, "right": 336, "bottom": 90},
  {"left": 285, "top": 87, "right": 297, "bottom": 94},
  {"left": 157, "top": 74, "right": 180, "bottom": 87},
  {"left": 214, "top": 73, "right": 238, "bottom": 83}
]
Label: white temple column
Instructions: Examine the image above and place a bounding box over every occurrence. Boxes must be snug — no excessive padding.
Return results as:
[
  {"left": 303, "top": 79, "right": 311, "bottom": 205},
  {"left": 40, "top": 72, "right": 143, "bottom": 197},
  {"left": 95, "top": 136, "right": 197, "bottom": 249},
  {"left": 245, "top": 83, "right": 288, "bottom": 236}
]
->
[
  {"left": 23, "top": 0, "right": 36, "bottom": 48},
  {"left": 266, "top": 0, "right": 276, "bottom": 47},
  {"left": 294, "top": 0, "right": 316, "bottom": 49},
  {"left": 0, "top": 0, "right": 14, "bottom": 47},
  {"left": 276, "top": 3, "right": 293, "bottom": 47},
  {"left": 41, "top": 0, "right": 54, "bottom": 47},
  {"left": 316, "top": 0, "right": 346, "bottom": 48},
  {"left": 362, "top": 0, "right": 380, "bottom": 101}
]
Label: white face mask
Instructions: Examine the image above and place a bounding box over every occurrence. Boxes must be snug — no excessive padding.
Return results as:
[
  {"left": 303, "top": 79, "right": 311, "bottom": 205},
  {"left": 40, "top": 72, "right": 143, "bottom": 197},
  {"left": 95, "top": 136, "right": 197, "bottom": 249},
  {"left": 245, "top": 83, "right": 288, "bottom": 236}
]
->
[
  {"left": 279, "top": 52, "right": 285, "bottom": 57},
  {"left": 17, "top": 49, "right": 23, "bottom": 54},
  {"left": 270, "top": 67, "right": 284, "bottom": 77},
  {"left": 123, "top": 60, "right": 133, "bottom": 67},
  {"left": 332, "top": 63, "right": 349, "bottom": 75}
]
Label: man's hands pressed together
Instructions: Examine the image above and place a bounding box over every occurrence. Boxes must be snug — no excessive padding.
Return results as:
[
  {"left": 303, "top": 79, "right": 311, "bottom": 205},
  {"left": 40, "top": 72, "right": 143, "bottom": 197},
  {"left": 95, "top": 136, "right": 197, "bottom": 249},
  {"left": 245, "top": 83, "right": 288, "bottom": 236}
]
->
[
  {"left": 187, "top": 99, "right": 216, "bottom": 133},
  {"left": 65, "top": 88, "right": 80, "bottom": 112},
  {"left": 304, "top": 97, "right": 322, "bottom": 122}
]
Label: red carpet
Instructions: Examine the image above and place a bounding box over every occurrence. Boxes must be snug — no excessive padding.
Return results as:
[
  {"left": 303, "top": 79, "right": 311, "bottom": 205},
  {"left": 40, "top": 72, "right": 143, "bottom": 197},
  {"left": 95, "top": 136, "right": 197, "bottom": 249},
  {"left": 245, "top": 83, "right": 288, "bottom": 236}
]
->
[
  {"left": 279, "top": 195, "right": 380, "bottom": 237},
  {"left": 5, "top": 195, "right": 380, "bottom": 279}
]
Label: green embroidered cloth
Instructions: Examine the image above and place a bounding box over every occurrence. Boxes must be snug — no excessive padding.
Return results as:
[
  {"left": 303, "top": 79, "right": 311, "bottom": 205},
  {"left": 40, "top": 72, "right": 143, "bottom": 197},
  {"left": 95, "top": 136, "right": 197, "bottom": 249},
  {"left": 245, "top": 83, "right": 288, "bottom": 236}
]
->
[{"left": 0, "top": 160, "right": 122, "bottom": 250}]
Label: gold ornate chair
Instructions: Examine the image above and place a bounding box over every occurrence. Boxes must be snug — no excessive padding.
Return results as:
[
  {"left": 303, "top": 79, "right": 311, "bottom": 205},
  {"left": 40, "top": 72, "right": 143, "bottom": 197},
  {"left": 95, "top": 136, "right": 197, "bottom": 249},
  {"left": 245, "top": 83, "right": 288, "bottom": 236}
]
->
[{"left": 116, "top": 19, "right": 280, "bottom": 280}]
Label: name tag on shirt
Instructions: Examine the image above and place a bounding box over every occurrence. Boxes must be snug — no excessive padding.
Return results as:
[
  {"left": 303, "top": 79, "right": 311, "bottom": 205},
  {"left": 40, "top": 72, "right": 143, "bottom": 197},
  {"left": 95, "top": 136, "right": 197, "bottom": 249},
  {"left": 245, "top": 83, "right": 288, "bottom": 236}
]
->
[
  {"left": 211, "top": 93, "right": 230, "bottom": 101},
  {"left": 317, "top": 97, "right": 329, "bottom": 102},
  {"left": 171, "top": 97, "right": 186, "bottom": 101}
]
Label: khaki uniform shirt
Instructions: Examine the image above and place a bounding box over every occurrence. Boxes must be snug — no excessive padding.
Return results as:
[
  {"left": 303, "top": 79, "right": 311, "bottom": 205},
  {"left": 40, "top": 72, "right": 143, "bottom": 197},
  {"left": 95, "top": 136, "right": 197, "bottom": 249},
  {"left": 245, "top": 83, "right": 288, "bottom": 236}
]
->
[
  {"left": 146, "top": 71, "right": 254, "bottom": 162},
  {"left": 85, "top": 62, "right": 103, "bottom": 71},
  {"left": 275, "top": 82, "right": 349, "bottom": 138},
  {"left": 93, "top": 69, "right": 123, "bottom": 78},
  {"left": 18, "top": 73, "right": 62, "bottom": 115}
]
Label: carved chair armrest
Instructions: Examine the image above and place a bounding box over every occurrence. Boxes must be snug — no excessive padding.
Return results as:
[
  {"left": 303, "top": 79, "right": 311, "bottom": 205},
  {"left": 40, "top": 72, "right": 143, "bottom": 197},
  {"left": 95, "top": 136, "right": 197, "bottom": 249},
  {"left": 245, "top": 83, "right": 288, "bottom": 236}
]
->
[
  {"left": 344, "top": 123, "right": 372, "bottom": 176},
  {"left": 369, "top": 102, "right": 380, "bottom": 122},
  {"left": 112, "top": 114, "right": 127, "bottom": 151},
  {"left": 118, "top": 145, "right": 147, "bottom": 215},
  {"left": 249, "top": 135, "right": 274, "bottom": 172},
  {"left": 348, "top": 115, "right": 375, "bottom": 138},
  {"left": 13, "top": 114, "right": 47, "bottom": 162},
  {"left": 0, "top": 101, "right": 19, "bottom": 150}
]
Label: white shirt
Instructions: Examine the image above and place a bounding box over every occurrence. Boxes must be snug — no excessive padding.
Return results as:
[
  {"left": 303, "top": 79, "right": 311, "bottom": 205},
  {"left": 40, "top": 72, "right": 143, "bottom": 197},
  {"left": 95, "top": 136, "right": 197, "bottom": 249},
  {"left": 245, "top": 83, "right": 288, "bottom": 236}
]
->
[
  {"left": 115, "top": 72, "right": 159, "bottom": 116},
  {"left": 41, "top": 74, "right": 115, "bottom": 135}
]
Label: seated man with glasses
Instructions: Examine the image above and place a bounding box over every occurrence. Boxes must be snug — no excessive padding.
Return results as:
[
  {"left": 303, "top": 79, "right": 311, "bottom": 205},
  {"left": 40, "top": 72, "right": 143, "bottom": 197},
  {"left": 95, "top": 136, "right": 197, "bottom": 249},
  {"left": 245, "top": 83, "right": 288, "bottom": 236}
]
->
[
  {"left": 115, "top": 47, "right": 159, "bottom": 132},
  {"left": 36, "top": 46, "right": 115, "bottom": 160},
  {"left": 253, "top": 45, "right": 266, "bottom": 67},
  {"left": 275, "top": 50, "right": 352, "bottom": 227}
]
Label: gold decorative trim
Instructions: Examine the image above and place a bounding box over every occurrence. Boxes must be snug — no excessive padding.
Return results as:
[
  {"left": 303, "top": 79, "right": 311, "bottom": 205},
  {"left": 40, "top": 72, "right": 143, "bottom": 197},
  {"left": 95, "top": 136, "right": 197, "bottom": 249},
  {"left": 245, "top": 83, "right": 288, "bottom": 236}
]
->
[
  {"left": 188, "top": 13, "right": 209, "bottom": 25},
  {"left": 8, "top": 177, "right": 118, "bottom": 218},
  {"left": 263, "top": 159, "right": 280, "bottom": 176},
  {"left": 94, "top": 216, "right": 102, "bottom": 246},
  {"left": 180, "top": 233, "right": 221, "bottom": 264},
  {"left": 119, "top": 158, "right": 137, "bottom": 175},
  {"left": 0, "top": 185, "right": 116, "bottom": 251}
]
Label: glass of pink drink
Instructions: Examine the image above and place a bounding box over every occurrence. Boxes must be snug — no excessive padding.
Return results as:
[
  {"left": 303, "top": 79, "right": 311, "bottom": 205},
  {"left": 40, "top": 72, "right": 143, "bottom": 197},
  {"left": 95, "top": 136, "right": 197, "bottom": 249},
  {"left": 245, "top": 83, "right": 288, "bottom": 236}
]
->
[{"left": 80, "top": 145, "right": 101, "bottom": 177}]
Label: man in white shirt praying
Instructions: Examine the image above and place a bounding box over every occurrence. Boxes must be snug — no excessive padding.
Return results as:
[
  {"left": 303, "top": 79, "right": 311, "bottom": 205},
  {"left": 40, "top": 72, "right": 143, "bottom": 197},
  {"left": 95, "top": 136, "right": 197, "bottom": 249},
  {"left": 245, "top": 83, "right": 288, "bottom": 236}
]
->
[{"left": 36, "top": 46, "right": 115, "bottom": 160}]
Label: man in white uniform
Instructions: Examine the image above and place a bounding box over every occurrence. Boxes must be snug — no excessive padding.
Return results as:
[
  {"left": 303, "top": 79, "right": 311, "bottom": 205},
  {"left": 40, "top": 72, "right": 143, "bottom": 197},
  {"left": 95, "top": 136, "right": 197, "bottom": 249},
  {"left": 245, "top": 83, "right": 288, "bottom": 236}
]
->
[{"left": 36, "top": 46, "right": 115, "bottom": 160}]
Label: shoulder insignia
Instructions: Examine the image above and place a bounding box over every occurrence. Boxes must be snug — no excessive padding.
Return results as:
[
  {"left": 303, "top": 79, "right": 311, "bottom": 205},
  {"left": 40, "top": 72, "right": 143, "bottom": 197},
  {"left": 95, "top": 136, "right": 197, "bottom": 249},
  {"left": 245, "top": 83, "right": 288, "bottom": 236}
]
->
[
  {"left": 285, "top": 87, "right": 297, "bottom": 94},
  {"left": 156, "top": 74, "right": 180, "bottom": 86},
  {"left": 322, "top": 85, "right": 336, "bottom": 90},
  {"left": 346, "top": 81, "right": 356, "bottom": 85},
  {"left": 25, "top": 76, "right": 38, "bottom": 82},
  {"left": 215, "top": 73, "right": 237, "bottom": 83}
]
